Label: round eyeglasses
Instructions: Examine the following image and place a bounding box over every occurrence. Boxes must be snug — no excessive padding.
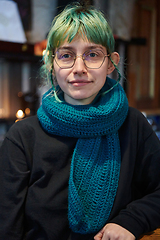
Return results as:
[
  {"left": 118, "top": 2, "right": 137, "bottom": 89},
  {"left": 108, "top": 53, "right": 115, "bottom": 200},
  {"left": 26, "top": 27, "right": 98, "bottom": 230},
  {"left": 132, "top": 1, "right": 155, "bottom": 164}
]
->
[{"left": 52, "top": 49, "right": 110, "bottom": 69}]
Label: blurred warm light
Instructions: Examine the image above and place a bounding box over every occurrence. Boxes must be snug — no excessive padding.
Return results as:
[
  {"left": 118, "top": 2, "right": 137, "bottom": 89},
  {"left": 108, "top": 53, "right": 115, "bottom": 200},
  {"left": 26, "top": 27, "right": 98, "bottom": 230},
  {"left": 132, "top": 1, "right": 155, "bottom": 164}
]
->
[
  {"left": 42, "top": 49, "right": 49, "bottom": 57},
  {"left": 42, "top": 49, "right": 46, "bottom": 56},
  {"left": 25, "top": 108, "right": 30, "bottom": 116},
  {"left": 16, "top": 109, "right": 25, "bottom": 119},
  {"left": 34, "top": 39, "right": 47, "bottom": 56}
]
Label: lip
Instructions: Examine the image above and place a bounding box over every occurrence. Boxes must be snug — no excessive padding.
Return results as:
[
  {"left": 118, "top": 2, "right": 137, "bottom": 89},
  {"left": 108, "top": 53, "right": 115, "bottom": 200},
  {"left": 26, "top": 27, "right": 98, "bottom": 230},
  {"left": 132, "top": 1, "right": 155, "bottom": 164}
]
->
[{"left": 69, "top": 80, "right": 92, "bottom": 87}]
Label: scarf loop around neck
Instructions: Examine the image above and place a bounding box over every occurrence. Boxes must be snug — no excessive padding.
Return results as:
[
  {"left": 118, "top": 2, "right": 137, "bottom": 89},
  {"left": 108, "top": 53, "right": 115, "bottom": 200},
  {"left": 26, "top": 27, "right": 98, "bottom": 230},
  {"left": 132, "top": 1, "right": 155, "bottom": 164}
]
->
[{"left": 37, "top": 77, "right": 128, "bottom": 234}]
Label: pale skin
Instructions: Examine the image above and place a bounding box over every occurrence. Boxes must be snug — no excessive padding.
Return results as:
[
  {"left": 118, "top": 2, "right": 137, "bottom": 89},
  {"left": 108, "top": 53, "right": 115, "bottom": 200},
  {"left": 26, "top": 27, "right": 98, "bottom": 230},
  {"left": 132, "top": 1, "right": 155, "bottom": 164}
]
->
[
  {"left": 53, "top": 35, "right": 136, "bottom": 240},
  {"left": 53, "top": 36, "right": 119, "bottom": 105},
  {"left": 94, "top": 223, "right": 135, "bottom": 240}
]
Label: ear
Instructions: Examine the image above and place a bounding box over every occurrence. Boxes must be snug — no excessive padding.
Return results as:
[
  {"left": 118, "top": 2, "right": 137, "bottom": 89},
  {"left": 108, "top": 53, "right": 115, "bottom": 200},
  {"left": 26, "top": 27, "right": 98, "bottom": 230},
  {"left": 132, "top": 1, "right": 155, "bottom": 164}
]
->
[{"left": 107, "top": 52, "right": 120, "bottom": 75}]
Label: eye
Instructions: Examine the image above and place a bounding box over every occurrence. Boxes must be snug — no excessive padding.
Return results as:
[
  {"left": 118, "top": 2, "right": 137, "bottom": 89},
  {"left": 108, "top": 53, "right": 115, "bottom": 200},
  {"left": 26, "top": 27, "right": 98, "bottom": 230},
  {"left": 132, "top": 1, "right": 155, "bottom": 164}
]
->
[
  {"left": 89, "top": 52, "right": 97, "bottom": 58},
  {"left": 57, "top": 50, "right": 75, "bottom": 61},
  {"left": 61, "top": 53, "right": 71, "bottom": 59},
  {"left": 84, "top": 50, "right": 103, "bottom": 61}
]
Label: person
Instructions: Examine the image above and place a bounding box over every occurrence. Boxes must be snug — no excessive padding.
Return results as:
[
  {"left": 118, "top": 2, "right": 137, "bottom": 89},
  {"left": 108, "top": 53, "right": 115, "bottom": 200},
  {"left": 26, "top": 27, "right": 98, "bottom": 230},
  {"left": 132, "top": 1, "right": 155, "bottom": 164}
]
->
[{"left": 0, "top": 3, "right": 160, "bottom": 240}]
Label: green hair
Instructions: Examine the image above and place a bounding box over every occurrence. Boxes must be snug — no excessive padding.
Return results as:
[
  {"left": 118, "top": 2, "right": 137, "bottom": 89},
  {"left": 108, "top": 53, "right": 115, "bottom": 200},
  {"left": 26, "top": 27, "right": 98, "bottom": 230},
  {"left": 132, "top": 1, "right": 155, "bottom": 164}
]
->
[{"left": 42, "top": 2, "right": 121, "bottom": 89}]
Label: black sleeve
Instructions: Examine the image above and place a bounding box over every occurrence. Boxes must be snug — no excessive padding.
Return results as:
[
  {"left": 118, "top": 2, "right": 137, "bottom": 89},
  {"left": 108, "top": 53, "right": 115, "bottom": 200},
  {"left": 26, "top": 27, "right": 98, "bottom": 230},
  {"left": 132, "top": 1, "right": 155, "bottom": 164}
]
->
[
  {"left": 110, "top": 108, "right": 160, "bottom": 238},
  {"left": 0, "top": 125, "right": 30, "bottom": 239}
]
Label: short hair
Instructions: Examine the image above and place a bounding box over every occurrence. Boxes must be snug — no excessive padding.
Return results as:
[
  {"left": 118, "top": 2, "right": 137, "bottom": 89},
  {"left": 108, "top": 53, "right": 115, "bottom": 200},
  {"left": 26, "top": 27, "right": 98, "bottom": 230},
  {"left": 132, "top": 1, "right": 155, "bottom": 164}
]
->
[
  {"left": 48, "top": 3, "right": 114, "bottom": 50},
  {"left": 42, "top": 2, "right": 120, "bottom": 88}
]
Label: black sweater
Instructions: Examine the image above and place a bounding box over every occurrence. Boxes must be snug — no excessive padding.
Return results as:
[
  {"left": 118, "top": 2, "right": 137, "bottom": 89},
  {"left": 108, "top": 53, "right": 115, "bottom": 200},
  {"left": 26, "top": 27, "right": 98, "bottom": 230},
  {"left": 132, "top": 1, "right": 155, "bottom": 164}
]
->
[{"left": 0, "top": 107, "right": 160, "bottom": 240}]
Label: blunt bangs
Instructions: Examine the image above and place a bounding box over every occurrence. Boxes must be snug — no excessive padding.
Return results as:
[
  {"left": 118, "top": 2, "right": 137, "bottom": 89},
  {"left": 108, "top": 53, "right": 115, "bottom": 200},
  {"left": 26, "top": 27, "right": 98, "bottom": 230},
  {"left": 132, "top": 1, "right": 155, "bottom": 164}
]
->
[{"left": 48, "top": 4, "right": 114, "bottom": 52}]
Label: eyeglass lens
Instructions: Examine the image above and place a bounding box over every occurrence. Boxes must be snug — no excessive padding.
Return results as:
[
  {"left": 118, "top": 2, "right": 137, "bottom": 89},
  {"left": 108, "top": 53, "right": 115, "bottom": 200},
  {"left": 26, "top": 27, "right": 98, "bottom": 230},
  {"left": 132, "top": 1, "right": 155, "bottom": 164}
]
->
[{"left": 55, "top": 49, "right": 107, "bottom": 69}]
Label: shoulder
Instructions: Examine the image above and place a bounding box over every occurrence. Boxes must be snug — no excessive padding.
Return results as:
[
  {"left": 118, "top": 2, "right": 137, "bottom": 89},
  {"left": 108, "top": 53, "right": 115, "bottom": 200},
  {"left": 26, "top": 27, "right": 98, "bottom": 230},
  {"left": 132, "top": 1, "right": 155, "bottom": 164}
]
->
[
  {"left": 119, "top": 107, "right": 156, "bottom": 144},
  {"left": 124, "top": 107, "right": 152, "bottom": 131},
  {"left": 7, "top": 115, "right": 39, "bottom": 135},
  {"left": 5, "top": 115, "right": 43, "bottom": 145},
  {"left": 127, "top": 107, "right": 147, "bottom": 121}
]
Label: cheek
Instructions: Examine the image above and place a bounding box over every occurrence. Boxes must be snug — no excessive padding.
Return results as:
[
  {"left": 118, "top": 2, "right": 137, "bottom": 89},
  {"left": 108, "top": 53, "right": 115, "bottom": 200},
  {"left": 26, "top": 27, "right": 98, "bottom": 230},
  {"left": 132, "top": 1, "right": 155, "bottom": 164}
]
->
[
  {"left": 96, "top": 66, "right": 108, "bottom": 88},
  {"left": 53, "top": 62, "right": 59, "bottom": 78},
  {"left": 102, "top": 63, "right": 109, "bottom": 76},
  {"left": 53, "top": 63, "right": 64, "bottom": 82},
  {"left": 54, "top": 68, "right": 71, "bottom": 87},
  {"left": 96, "top": 66, "right": 108, "bottom": 81}
]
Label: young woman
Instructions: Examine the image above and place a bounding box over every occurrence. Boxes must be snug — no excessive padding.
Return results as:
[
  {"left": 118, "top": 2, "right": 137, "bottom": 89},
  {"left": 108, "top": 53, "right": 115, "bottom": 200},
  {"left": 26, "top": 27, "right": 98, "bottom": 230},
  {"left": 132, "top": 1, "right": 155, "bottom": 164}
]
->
[{"left": 0, "top": 3, "right": 160, "bottom": 240}]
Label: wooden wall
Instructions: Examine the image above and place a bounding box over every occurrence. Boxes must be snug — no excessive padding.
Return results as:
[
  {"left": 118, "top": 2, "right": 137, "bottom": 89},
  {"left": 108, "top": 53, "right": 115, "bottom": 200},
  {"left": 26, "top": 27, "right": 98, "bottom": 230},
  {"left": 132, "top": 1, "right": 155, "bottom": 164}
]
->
[{"left": 127, "top": 0, "right": 160, "bottom": 112}]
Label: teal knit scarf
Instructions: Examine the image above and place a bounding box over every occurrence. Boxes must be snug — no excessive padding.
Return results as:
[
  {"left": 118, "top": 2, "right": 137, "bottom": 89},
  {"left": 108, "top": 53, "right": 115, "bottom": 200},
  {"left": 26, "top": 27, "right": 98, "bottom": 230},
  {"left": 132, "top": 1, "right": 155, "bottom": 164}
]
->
[{"left": 37, "top": 77, "right": 128, "bottom": 234}]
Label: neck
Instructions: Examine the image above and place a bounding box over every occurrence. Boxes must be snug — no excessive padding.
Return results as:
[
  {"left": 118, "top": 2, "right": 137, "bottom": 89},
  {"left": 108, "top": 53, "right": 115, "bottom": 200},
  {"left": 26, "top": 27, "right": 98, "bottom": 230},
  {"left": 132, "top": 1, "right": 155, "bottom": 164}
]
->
[{"left": 64, "top": 93, "right": 99, "bottom": 105}]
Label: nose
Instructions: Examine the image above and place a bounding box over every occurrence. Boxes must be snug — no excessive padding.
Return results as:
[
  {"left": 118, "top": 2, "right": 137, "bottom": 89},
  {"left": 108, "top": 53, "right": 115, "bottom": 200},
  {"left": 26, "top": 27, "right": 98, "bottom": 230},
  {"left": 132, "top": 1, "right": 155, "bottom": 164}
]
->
[{"left": 72, "top": 55, "right": 87, "bottom": 75}]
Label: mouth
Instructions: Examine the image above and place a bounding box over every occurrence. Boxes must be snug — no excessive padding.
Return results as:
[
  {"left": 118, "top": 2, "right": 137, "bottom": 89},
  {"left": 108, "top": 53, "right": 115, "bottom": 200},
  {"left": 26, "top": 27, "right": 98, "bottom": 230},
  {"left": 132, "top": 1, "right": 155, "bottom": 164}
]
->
[{"left": 69, "top": 80, "right": 92, "bottom": 87}]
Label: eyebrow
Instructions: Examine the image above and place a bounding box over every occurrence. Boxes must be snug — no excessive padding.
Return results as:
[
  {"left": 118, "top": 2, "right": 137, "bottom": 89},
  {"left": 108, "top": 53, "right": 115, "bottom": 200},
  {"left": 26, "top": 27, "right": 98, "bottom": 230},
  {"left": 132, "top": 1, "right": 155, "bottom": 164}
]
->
[{"left": 58, "top": 45, "right": 105, "bottom": 51}]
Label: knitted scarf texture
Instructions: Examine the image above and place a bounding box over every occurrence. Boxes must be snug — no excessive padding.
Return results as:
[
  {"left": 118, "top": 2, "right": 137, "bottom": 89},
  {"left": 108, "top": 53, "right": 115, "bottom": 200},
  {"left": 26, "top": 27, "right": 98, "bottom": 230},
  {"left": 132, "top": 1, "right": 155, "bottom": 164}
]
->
[{"left": 37, "top": 77, "right": 129, "bottom": 234}]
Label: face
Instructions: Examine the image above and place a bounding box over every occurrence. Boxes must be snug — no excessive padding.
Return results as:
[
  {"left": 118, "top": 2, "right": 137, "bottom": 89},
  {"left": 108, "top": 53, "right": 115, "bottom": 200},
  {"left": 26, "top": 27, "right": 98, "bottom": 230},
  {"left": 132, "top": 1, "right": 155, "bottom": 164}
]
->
[{"left": 53, "top": 37, "right": 119, "bottom": 105}]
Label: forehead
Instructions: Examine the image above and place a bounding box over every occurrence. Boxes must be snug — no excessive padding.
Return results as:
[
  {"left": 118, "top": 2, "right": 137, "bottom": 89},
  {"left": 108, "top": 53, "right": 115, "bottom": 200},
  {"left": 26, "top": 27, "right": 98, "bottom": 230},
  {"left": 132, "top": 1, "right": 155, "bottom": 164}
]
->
[{"left": 57, "top": 35, "right": 107, "bottom": 52}]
